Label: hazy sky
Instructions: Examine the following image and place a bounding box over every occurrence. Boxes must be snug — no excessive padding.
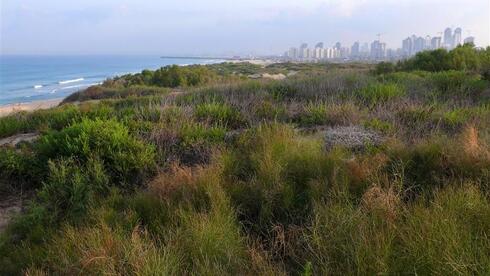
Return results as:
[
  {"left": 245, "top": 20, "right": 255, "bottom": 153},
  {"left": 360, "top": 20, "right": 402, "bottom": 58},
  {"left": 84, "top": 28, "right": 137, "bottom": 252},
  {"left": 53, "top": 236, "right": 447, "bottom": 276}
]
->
[{"left": 1, "top": 0, "right": 489, "bottom": 55}]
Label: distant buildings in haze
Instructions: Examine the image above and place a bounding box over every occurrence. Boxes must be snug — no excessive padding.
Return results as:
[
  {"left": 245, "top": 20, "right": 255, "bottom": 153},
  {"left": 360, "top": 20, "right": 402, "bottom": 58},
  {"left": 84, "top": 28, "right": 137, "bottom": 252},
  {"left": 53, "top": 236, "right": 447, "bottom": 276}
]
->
[{"left": 282, "top": 26, "right": 476, "bottom": 62}]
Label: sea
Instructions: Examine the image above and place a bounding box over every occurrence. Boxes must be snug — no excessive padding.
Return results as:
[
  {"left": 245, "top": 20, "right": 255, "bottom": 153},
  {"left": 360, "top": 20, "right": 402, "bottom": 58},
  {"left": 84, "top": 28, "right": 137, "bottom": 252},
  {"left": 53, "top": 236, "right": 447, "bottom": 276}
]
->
[{"left": 0, "top": 55, "right": 222, "bottom": 106}]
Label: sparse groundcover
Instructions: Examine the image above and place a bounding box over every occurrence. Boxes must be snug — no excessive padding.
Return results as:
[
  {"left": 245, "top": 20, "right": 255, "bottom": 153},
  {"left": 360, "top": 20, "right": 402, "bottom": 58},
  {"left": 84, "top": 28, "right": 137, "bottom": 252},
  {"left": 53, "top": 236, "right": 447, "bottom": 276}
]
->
[{"left": 324, "top": 125, "right": 385, "bottom": 150}]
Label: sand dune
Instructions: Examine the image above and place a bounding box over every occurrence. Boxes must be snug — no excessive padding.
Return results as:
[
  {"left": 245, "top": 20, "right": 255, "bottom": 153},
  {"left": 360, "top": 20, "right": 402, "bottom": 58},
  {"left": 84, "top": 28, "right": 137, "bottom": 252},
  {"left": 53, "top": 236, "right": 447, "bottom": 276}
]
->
[{"left": 0, "top": 98, "right": 63, "bottom": 118}]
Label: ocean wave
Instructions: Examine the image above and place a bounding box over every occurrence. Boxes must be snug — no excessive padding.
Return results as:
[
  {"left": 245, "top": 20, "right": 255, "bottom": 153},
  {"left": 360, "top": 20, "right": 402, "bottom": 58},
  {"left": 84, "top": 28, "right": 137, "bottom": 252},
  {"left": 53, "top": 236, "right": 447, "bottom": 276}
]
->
[
  {"left": 59, "top": 82, "right": 100, "bottom": 90},
  {"left": 33, "top": 85, "right": 43, "bottom": 89},
  {"left": 58, "top": 78, "right": 84, "bottom": 85}
]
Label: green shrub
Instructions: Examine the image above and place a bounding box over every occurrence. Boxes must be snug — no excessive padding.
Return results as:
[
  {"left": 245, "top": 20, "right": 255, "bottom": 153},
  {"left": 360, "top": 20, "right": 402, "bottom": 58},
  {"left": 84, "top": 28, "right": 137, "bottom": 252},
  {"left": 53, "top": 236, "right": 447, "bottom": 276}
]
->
[
  {"left": 195, "top": 102, "right": 244, "bottom": 129},
  {"left": 298, "top": 103, "right": 328, "bottom": 126},
  {"left": 0, "top": 114, "right": 33, "bottom": 138},
  {"left": 267, "top": 81, "right": 298, "bottom": 100},
  {"left": 374, "top": 62, "right": 396, "bottom": 75},
  {"left": 180, "top": 122, "right": 227, "bottom": 146},
  {"left": 427, "top": 71, "right": 487, "bottom": 99},
  {"left": 38, "top": 159, "right": 94, "bottom": 221},
  {"left": 37, "top": 119, "right": 155, "bottom": 185},
  {"left": 358, "top": 83, "right": 405, "bottom": 105},
  {"left": 0, "top": 148, "right": 43, "bottom": 191}
]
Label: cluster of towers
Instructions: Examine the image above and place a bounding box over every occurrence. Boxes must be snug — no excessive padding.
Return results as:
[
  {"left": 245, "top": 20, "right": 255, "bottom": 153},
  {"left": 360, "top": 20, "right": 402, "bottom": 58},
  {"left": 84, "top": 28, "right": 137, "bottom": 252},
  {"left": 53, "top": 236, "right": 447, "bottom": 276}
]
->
[
  {"left": 285, "top": 41, "right": 373, "bottom": 61},
  {"left": 284, "top": 40, "right": 388, "bottom": 62},
  {"left": 282, "top": 27, "right": 476, "bottom": 62},
  {"left": 402, "top": 27, "right": 475, "bottom": 57}
]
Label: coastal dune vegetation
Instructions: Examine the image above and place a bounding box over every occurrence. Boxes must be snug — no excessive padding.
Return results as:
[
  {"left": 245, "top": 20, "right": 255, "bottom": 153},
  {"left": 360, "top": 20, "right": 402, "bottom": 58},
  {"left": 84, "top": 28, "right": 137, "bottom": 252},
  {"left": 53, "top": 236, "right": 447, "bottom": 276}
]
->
[{"left": 0, "top": 44, "right": 490, "bottom": 275}]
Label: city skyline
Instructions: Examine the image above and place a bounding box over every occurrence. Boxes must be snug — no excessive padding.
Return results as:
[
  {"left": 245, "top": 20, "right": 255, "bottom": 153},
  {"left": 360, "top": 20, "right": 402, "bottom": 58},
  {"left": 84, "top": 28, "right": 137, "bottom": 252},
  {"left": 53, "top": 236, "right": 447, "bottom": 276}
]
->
[{"left": 282, "top": 26, "right": 478, "bottom": 61}]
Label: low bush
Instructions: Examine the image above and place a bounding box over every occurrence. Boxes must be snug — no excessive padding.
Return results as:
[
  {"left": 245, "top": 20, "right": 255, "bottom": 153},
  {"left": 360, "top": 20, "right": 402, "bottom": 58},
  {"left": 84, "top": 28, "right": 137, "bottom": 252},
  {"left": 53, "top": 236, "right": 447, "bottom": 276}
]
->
[
  {"left": 195, "top": 102, "right": 245, "bottom": 129},
  {"left": 38, "top": 158, "right": 109, "bottom": 221},
  {"left": 0, "top": 148, "right": 43, "bottom": 192},
  {"left": 36, "top": 118, "right": 155, "bottom": 185},
  {"left": 358, "top": 83, "right": 405, "bottom": 105}
]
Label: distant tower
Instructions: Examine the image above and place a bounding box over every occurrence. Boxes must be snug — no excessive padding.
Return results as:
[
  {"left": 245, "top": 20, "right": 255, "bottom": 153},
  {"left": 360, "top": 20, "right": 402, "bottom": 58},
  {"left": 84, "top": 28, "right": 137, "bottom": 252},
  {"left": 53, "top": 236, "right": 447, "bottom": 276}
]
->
[
  {"left": 413, "top": 36, "right": 425, "bottom": 54},
  {"left": 431, "top": 37, "right": 442, "bottom": 49},
  {"left": 361, "top": 42, "right": 369, "bottom": 54},
  {"left": 288, "top": 47, "right": 298, "bottom": 59},
  {"left": 444, "top": 27, "right": 453, "bottom": 49},
  {"left": 402, "top": 37, "right": 413, "bottom": 56},
  {"left": 299, "top": 43, "right": 308, "bottom": 59},
  {"left": 334, "top": 42, "right": 341, "bottom": 50},
  {"left": 370, "top": 40, "right": 386, "bottom": 60},
  {"left": 313, "top": 43, "right": 324, "bottom": 59},
  {"left": 425, "top": 35, "right": 432, "bottom": 49},
  {"left": 351, "top": 42, "right": 360, "bottom": 58},
  {"left": 453, "top": 28, "right": 462, "bottom": 47}
]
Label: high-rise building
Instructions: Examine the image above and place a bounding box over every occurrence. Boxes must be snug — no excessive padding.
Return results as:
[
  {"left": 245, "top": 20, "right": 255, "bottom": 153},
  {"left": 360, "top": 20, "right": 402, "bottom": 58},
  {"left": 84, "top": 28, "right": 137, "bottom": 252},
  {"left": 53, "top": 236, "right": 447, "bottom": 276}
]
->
[
  {"left": 413, "top": 36, "right": 425, "bottom": 54},
  {"left": 313, "top": 47, "right": 324, "bottom": 59},
  {"left": 299, "top": 43, "right": 308, "bottom": 58},
  {"left": 340, "top": 47, "right": 350, "bottom": 58},
  {"left": 325, "top": 47, "right": 336, "bottom": 59},
  {"left": 425, "top": 35, "right": 432, "bottom": 49},
  {"left": 453, "top": 28, "right": 462, "bottom": 47},
  {"left": 361, "top": 42, "right": 369, "bottom": 53},
  {"left": 431, "top": 37, "right": 442, "bottom": 49},
  {"left": 313, "top": 42, "right": 324, "bottom": 59},
  {"left": 334, "top": 42, "right": 341, "bottom": 50},
  {"left": 464, "top": 36, "right": 475, "bottom": 45},
  {"left": 402, "top": 37, "right": 412, "bottom": 56},
  {"left": 351, "top": 42, "right": 360, "bottom": 58},
  {"left": 444, "top": 28, "right": 453, "bottom": 49},
  {"left": 287, "top": 47, "right": 298, "bottom": 59},
  {"left": 370, "top": 40, "right": 386, "bottom": 60}
]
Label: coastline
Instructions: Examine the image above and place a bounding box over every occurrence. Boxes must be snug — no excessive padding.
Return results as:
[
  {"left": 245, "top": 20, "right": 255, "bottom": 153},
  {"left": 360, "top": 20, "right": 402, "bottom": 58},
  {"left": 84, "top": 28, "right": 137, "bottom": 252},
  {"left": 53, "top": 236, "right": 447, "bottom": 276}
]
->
[{"left": 0, "top": 98, "right": 63, "bottom": 118}]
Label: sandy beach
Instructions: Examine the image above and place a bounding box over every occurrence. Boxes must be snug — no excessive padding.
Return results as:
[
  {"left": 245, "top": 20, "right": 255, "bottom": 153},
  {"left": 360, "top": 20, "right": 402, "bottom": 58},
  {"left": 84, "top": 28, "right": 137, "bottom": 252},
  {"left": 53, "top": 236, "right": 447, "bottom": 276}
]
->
[{"left": 0, "top": 98, "right": 63, "bottom": 118}]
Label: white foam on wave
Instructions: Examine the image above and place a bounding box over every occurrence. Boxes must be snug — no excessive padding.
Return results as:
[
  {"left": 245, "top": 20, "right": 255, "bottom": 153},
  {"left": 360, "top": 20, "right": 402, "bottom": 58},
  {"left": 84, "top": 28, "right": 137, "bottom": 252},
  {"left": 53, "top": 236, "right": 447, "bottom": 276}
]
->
[
  {"left": 33, "top": 85, "right": 43, "bottom": 89},
  {"left": 59, "top": 83, "right": 99, "bottom": 90},
  {"left": 58, "top": 78, "right": 84, "bottom": 85}
]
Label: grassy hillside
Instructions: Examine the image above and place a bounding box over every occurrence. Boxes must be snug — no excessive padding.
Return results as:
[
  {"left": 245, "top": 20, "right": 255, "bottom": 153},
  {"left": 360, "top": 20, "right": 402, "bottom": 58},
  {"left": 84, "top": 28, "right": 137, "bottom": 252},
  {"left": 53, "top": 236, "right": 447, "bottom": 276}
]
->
[{"left": 1, "top": 47, "right": 490, "bottom": 274}]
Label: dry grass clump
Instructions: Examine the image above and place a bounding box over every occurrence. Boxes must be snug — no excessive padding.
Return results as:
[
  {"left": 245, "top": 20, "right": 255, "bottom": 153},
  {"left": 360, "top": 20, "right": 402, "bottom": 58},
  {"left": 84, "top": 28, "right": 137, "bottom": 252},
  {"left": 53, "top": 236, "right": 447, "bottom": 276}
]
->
[
  {"left": 461, "top": 125, "right": 490, "bottom": 160},
  {"left": 346, "top": 153, "right": 390, "bottom": 184},
  {"left": 361, "top": 185, "right": 401, "bottom": 223},
  {"left": 148, "top": 164, "right": 203, "bottom": 204},
  {"left": 28, "top": 221, "right": 180, "bottom": 275}
]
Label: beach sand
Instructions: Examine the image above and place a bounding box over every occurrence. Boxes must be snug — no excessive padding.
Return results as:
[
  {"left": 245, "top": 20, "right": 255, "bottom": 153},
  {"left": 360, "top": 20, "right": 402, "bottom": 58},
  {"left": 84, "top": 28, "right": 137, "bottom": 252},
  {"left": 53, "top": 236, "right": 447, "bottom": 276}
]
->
[{"left": 0, "top": 98, "right": 63, "bottom": 118}]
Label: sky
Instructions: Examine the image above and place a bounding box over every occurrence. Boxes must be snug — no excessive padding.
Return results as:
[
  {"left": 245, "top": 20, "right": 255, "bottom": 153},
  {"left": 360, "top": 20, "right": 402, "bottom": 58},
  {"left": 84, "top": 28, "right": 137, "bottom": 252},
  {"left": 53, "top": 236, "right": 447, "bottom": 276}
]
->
[{"left": 1, "top": 0, "right": 489, "bottom": 56}]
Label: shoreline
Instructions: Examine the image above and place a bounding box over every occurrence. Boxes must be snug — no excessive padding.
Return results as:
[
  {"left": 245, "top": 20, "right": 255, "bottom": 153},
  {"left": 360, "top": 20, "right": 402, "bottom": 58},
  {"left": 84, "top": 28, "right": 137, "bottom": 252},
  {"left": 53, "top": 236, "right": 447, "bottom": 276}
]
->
[{"left": 0, "top": 98, "right": 63, "bottom": 118}]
